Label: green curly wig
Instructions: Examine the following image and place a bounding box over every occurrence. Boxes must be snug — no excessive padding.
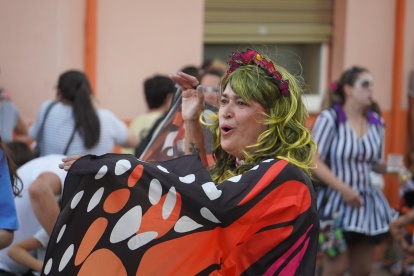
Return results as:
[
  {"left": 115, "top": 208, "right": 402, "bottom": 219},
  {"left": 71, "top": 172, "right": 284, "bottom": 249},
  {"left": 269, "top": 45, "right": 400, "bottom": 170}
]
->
[{"left": 202, "top": 57, "right": 316, "bottom": 184}]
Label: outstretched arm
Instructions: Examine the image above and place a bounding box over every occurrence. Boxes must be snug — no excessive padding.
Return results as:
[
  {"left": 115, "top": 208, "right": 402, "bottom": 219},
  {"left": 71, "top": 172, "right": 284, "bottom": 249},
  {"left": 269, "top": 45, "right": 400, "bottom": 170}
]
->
[
  {"left": 170, "top": 72, "right": 208, "bottom": 167},
  {"left": 8, "top": 237, "right": 43, "bottom": 272}
]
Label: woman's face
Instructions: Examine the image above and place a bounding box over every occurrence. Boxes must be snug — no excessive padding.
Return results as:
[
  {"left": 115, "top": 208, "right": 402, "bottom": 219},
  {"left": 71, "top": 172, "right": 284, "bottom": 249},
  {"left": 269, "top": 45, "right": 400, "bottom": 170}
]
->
[
  {"left": 346, "top": 72, "right": 373, "bottom": 107},
  {"left": 218, "top": 85, "right": 267, "bottom": 159}
]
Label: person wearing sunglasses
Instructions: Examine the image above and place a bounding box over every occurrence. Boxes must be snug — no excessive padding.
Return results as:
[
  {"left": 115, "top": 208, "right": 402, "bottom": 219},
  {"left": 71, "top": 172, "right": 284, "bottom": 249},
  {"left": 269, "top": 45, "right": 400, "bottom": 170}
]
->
[
  {"left": 312, "top": 66, "right": 396, "bottom": 275},
  {"left": 199, "top": 68, "right": 224, "bottom": 106}
]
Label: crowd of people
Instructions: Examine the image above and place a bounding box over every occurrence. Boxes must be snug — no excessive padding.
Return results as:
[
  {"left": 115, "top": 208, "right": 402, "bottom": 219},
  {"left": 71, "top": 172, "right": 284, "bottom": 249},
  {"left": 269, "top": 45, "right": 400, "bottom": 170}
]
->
[{"left": 0, "top": 49, "right": 414, "bottom": 276}]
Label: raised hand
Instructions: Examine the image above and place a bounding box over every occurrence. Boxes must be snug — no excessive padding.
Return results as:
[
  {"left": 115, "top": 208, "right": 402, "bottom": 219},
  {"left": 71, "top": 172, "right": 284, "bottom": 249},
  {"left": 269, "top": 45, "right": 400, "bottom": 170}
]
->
[{"left": 170, "top": 72, "right": 204, "bottom": 122}]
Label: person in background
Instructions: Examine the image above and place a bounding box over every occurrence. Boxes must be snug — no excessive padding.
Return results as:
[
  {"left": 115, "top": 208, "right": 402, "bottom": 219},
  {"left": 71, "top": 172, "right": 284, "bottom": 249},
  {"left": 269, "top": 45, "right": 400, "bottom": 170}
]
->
[
  {"left": 201, "top": 59, "right": 227, "bottom": 74},
  {"left": 8, "top": 227, "right": 48, "bottom": 276},
  {"left": 6, "top": 141, "right": 34, "bottom": 168},
  {"left": 0, "top": 69, "right": 30, "bottom": 143},
  {"left": 0, "top": 153, "right": 66, "bottom": 275},
  {"left": 199, "top": 68, "right": 224, "bottom": 106},
  {"left": 29, "top": 70, "right": 138, "bottom": 157},
  {"left": 179, "top": 66, "right": 201, "bottom": 81},
  {"left": 0, "top": 137, "right": 20, "bottom": 252},
  {"left": 313, "top": 66, "right": 397, "bottom": 276},
  {"left": 121, "top": 75, "right": 175, "bottom": 155}
]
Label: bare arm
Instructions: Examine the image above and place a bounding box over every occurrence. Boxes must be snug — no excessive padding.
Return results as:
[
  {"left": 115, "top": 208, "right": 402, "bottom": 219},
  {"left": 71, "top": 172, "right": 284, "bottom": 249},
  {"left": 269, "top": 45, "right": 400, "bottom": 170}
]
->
[
  {"left": 313, "top": 153, "right": 362, "bottom": 207},
  {"left": 29, "top": 172, "right": 62, "bottom": 235},
  {"left": 8, "top": 237, "right": 43, "bottom": 272},
  {"left": 0, "top": 229, "right": 14, "bottom": 250},
  {"left": 120, "top": 129, "right": 139, "bottom": 149},
  {"left": 170, "top": 72, "right": 208, "bottom": 167}
]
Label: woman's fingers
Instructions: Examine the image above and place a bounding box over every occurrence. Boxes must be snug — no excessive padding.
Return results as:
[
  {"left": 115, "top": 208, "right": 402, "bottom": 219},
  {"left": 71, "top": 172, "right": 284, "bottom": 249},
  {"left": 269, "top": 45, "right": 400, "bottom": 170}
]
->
[
  {"left": 169, "top": 75, "right": 189, "bottom": 91},
  {"left": 59, "top": 154, "right": 84, "bottom": 171},
  {"left": 169, "top": 72, "right": 199, "bottom": 91},
  {"left": 64, "top": 154, "right": 84, "bottom": 162},
  {"left": 177, "top": 71, "right": 199, "bottom": 87}
]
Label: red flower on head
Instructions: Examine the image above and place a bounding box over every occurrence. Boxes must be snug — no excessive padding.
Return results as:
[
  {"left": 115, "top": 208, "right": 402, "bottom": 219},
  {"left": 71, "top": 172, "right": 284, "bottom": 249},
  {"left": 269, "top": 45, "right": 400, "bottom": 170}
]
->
[
  {"left": 278, "top": 80, "right": 290, "bottom": 97},
  {"left": 267, "top": 62, "right": 283, "bottom": 81},
  {"left": 225, "top": 49, "right": 291, "bottom": 97},
  {"left": 246, "top": 49, "right": 256, "bottom": 56},
  {"left": 241, "top": 52, "right": 252, "bottom": 61}
]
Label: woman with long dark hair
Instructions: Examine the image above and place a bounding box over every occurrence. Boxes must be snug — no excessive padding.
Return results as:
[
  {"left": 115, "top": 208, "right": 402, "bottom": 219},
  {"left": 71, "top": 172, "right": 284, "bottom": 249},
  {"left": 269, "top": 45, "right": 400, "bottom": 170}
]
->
[
  {"left": 29, "top": 71, "right": 138, "bottom": 156},
  {"left": 0, "top": 136, "right": 20, "bottom": 250},
  {"left": 313, "top": 66, "right": 396, "bottom": 276}
]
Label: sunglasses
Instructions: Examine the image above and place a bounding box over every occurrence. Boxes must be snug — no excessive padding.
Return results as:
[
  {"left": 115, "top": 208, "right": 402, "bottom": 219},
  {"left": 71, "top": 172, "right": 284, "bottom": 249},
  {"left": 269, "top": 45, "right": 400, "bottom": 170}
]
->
[
  {"left": 361, "top": 80, "right": 373, "bottom": 89},
  {"left": 202, "top": 86, "right": 219, "bottom": 93}
]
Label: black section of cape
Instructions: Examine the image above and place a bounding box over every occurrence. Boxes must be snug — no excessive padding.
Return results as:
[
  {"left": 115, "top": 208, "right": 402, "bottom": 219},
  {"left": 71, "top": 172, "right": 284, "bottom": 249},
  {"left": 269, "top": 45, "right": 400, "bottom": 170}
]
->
[{"left": 42, "top": 154, "right": 319, "bottom": 276}]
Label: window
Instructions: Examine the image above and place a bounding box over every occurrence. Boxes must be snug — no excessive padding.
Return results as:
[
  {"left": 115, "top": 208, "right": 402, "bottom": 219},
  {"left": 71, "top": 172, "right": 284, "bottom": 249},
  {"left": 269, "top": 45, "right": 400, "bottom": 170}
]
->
[{"left": 204, "top": 43, "right": 328, "bottom": 113}]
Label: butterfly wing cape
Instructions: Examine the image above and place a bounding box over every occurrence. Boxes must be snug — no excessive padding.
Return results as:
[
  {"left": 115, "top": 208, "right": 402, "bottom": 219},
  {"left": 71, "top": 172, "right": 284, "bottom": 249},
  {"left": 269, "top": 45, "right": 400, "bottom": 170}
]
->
[{"left": 42, "top": 154, "right": 319, "bottom": 276}]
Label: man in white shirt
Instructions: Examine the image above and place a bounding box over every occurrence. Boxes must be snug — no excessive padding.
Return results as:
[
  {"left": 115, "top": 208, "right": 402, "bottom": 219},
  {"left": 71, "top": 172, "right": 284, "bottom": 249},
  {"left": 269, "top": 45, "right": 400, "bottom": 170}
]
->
[{"left": 0, "top": 154, "right": 67, "bottom": 275}]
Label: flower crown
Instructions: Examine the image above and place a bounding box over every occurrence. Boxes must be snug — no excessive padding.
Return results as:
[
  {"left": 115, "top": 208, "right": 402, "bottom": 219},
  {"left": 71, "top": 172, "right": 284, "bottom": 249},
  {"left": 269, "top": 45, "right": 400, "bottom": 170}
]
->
[{"left": 225, "top": 49, "right": 291, "bottom": 97}]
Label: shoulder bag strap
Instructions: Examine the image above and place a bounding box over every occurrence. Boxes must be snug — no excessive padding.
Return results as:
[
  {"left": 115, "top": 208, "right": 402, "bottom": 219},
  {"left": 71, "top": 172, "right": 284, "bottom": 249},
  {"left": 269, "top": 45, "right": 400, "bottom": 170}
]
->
[
  {"left": 36, "top": 102, "right": 58, "bottom": 149},
  {"left": 63, "top": 124, "right": 78, "bottom": 155}
]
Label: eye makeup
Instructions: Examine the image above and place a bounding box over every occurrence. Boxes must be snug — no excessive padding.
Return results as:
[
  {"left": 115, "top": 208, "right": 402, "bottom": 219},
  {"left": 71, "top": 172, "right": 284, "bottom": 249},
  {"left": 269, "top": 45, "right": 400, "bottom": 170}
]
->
[{"left": 361, "top": 80, "right": 372, "bottom": 88}]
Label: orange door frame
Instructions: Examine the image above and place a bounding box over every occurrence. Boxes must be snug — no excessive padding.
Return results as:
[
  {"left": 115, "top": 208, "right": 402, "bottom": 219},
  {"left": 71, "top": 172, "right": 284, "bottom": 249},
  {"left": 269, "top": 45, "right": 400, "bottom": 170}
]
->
[{"left": 85, "top": 0, "right": 97, "bottom": 93}]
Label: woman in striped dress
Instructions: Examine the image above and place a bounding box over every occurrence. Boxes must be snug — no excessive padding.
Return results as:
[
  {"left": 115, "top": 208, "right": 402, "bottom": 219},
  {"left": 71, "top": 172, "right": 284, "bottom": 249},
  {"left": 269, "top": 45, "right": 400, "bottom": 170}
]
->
[{"left": 313, "top": 66, "right": 397, "bottom": 276}]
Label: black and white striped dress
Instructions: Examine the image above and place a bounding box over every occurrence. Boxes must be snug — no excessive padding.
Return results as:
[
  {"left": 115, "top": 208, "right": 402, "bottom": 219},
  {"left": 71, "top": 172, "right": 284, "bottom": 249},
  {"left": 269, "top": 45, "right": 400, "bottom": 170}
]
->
[{"left": 313, "top": 104, "right": 397, "bottom": 235}]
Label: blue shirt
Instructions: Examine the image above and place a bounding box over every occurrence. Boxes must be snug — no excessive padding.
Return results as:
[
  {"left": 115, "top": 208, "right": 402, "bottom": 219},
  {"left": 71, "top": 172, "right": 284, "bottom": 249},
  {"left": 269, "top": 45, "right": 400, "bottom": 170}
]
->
[{"left": 0, "top": 149, "right": 19, "bottom": 230}]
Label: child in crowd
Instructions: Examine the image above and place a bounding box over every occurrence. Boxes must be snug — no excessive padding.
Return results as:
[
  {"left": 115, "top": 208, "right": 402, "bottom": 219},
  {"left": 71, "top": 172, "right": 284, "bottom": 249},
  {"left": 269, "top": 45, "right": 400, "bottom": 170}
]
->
[
  {"left": 389, "top": 149, "right": 414, "bottom": 275},
  {"left": 0, "top": 137, "right": 20, "bottom": 251},
  {"left": 8, "top": 228, "right": 49, "bottom": 276}
]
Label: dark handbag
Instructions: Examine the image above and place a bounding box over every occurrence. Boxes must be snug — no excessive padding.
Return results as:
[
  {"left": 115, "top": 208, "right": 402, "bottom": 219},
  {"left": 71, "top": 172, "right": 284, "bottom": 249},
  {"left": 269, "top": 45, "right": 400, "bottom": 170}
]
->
[{"left": 34, "top": 102, "right": 77, "bottom": 157}]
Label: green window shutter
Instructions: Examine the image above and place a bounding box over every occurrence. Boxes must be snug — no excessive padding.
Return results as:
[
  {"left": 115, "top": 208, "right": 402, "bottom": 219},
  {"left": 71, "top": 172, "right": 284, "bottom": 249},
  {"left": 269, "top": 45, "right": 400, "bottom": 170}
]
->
[{"left": 204, "top": 0, "right": 333, "bottom": 43}]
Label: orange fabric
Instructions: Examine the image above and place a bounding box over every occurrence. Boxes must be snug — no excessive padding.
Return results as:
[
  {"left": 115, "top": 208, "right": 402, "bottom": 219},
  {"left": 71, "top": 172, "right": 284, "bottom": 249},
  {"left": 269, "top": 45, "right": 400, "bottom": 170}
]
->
[
  {"left": 136, "top": 180, "right": 311, "bottom": 275},
  {"left": 172, "top": 111, "right": 183, "bottom": 126},
  {"left": 136, "top": 192, "right": 182, "bottom": 239},
  {"left": 128, "top": 164, "right": 144, "bottom": 187},
  {"left": 77, "top": 249, "right": 127, "bottom": 276},
  {"left": 238, "top": 160, "right": 288, "bottom": 205},
  {"left": 75, "top": 217, "right": 108, "bottom": 266},
  {"left": 103, "top": 189, "right": 130, "bottom": 214}
]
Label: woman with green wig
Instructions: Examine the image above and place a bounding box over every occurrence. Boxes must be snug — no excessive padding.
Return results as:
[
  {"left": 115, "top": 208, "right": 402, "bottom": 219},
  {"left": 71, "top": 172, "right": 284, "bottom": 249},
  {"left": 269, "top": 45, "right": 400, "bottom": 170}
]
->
[
  {"left": 56, "top": 49, "right": 319, "bottom": 275},
  {"left": 170, "top": 49, "right": 319, "bottom": 274}
]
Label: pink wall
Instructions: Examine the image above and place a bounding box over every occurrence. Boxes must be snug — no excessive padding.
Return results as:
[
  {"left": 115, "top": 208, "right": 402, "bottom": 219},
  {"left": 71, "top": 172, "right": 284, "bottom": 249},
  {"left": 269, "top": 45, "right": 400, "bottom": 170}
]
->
[
  {"left": 96, "top": 0, "right": 205, "bottom": 120},
  {"left": 334, "top": 0, "right": 396, "bottom": 111},
  {"left": 0, "top": 0, "right": 204, "bottom": 123},
  {"left": 0, "top": 0, "right": 85, "bottom": 122}
]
